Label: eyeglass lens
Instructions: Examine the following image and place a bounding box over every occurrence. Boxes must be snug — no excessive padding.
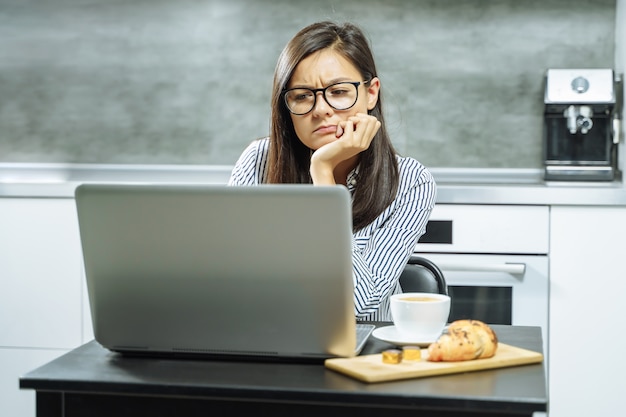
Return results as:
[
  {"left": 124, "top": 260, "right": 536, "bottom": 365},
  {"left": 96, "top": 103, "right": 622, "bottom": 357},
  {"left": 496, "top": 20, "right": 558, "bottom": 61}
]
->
[{"left": 284, "top": 82, "right": 359, "bottom": 115}]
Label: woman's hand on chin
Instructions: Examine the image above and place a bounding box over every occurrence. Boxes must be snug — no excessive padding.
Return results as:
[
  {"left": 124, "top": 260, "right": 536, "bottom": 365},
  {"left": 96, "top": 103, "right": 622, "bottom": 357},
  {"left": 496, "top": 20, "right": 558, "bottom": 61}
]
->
[{"left": 309, "top": 113, "right": 380, "bottom": 185}]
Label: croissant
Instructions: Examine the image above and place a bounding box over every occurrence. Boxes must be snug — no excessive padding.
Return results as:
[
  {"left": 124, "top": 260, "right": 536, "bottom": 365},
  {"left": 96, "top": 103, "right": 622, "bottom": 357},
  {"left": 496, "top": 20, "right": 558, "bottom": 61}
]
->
[{"left": 427, "top": 320, "right": 498, "bottom": 362}]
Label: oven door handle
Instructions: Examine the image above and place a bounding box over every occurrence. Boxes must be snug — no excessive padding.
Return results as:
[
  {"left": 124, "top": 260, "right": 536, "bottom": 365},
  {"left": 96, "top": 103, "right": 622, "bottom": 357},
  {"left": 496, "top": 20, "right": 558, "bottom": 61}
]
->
[{"left": 436, "top": 262, "right": 526, "bottom": 275}]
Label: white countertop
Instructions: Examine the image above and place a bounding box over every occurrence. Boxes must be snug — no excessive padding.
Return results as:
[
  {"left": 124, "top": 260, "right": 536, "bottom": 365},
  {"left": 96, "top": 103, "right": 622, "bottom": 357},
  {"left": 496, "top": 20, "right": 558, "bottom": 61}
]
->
[{"left": 1, "top": 163, "right": 626, "bottom": 206}]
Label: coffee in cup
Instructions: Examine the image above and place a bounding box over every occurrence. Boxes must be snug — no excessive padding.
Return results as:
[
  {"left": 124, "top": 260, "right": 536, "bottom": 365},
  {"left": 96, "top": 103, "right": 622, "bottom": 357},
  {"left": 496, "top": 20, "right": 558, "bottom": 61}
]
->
[{"left": 390, "top": 292, "right": 451, "bottom": 340}]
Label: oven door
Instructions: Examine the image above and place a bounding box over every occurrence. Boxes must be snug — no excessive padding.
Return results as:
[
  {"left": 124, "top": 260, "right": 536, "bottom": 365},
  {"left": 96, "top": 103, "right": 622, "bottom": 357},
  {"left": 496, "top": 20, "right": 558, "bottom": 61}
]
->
[{"left": 417, "top": 253, "right": 549, "bottom": 359}]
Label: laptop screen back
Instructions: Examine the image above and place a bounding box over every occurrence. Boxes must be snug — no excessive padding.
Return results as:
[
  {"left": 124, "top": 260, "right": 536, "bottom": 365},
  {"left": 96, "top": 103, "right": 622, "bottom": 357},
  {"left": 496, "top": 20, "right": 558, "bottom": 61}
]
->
[{"left": 75, "top": 184, "right": 357, "bottom": 359}]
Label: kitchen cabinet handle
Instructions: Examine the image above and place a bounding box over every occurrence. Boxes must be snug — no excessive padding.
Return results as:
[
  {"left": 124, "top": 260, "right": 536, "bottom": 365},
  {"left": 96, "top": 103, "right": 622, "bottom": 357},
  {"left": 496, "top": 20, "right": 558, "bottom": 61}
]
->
[{"left": 436, "top": 262, "right": 526, "bottom": 275}]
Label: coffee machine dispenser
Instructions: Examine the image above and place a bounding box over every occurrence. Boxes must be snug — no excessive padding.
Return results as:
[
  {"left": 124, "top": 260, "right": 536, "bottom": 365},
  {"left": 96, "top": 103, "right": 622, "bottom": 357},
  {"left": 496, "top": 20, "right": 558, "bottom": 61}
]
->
[{"left": 543, "top": 69, "right": 621, "bottom": 181}]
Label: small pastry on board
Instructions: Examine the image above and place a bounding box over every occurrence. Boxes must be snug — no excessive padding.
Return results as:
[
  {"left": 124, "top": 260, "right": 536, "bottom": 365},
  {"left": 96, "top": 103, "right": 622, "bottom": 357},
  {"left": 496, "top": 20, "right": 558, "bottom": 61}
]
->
[{"left": 427, "top": 320, "right": 498, "bottom": 362}]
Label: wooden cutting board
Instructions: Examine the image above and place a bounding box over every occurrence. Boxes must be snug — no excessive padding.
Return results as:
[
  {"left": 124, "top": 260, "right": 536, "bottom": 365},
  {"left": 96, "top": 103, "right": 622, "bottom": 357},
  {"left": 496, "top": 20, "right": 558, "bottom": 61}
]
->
[{"left": 325, "top": 343, "right": 543, "bottom": 383}]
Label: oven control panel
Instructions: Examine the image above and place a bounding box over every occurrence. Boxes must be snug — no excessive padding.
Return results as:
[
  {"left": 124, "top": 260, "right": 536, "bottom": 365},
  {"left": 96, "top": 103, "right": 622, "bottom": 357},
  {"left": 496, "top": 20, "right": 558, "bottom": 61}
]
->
[{"left": 416, "top": 204, "right": 549, "bottom": 255}]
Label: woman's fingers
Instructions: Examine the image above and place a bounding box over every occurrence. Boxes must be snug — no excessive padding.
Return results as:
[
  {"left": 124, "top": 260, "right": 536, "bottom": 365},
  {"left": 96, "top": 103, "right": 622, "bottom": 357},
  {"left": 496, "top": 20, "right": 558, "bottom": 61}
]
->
[
  {"left": 338, "top": 114, "right": 375, "bottom": 135},
  {"left": 315, "top": 114, "right": 380, "bottom": 169},
  {"left": 343, "top": 114, "right": 380, "bottom": 146},
  {"left": 335, "top": 123, "right": 344, "bottom": 138}
]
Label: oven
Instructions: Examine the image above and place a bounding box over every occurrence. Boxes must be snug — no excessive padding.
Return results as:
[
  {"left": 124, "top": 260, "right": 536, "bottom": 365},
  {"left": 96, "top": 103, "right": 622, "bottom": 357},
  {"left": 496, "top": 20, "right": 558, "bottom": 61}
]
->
[{"left": 414, "top": 204, "right": 550, "bottom": 363}]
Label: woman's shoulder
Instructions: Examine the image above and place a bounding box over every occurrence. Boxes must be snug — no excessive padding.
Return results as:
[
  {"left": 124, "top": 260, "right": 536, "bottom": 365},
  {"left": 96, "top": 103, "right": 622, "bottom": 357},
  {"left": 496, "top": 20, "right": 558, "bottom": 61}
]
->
[
  {"left": 395, "top": 154, "right": 435, "bottom": 186},
  {"left": 242, "top": 137, "right": 270, "bottom": 155},
  {"left": 234, "top": 137, "right": 270, "bottom": 167},
  {"left": 229, "top": 137, "right": 270, "bottom": 185}
]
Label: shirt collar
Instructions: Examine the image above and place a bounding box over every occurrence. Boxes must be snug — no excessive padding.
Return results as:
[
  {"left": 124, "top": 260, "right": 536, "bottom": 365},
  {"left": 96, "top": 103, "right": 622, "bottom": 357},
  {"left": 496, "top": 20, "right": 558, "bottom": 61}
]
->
[{"left": 346, "top": 165, "right": 359, "bottom": 191}]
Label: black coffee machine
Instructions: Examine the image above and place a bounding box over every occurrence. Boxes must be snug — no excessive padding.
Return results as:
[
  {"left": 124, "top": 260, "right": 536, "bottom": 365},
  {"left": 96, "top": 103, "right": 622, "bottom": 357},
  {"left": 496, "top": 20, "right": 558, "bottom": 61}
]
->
[{"left": 543, "top": 69, "right": 622, "bottom": 181}]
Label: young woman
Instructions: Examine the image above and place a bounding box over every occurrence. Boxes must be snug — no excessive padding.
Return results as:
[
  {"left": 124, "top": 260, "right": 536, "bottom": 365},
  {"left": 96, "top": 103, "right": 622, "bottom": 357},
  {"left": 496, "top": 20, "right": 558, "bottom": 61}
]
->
[{"left": 229, "top": 21, "right": 437, "bottom": 321}]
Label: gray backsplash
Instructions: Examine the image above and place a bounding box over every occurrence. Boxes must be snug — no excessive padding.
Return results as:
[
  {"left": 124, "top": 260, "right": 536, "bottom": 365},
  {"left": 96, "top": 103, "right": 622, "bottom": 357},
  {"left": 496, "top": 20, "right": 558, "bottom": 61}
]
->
[{"left": 0, "top": 0, "right": 616, "bottom": 168}]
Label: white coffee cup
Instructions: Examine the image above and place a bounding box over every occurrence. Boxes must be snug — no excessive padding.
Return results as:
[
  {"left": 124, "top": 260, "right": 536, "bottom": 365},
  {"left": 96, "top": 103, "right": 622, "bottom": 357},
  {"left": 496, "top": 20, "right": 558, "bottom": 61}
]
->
[{"left": 390, "top": 292, "right": 451, "bottom": 340}]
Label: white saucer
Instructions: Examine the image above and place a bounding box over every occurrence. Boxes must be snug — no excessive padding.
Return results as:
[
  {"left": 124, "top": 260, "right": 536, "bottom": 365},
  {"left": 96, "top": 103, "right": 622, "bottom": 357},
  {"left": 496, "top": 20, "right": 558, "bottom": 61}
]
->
[{"left": 372, "top": 325, "right": 439, "bottom": 347}]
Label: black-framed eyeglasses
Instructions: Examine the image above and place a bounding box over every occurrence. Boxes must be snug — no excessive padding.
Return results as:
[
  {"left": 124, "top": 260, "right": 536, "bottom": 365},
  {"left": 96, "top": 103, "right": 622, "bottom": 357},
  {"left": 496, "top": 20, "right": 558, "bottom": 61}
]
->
[{"left": 283, "top": 81, "right": 367, "bottom": 115}]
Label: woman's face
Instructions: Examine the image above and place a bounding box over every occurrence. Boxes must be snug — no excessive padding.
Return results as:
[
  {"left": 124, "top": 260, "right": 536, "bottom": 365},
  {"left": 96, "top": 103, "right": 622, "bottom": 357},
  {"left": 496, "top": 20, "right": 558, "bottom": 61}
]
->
[{"left": 286, "top": 49, "right": 379, "bottom": 151}]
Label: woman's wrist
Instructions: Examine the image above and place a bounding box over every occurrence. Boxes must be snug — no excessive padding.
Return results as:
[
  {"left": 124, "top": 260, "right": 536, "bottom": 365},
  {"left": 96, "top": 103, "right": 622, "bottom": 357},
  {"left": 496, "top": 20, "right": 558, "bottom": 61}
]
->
[{"left": 309, "top": 157, "right": 336, "bottom": 185}]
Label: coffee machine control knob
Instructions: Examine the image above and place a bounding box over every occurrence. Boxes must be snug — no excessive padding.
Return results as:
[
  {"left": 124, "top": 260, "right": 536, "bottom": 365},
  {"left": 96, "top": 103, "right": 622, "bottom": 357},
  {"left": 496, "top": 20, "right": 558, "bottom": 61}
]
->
[
  {"left": 564, "top": 105, "right": 594, "bottom": 134},
  {"left": 577, "top": 115, "right": 593, "bottom": 134},
  {"left": 571, "top": 76, "right": 590, "bottom": 94}
]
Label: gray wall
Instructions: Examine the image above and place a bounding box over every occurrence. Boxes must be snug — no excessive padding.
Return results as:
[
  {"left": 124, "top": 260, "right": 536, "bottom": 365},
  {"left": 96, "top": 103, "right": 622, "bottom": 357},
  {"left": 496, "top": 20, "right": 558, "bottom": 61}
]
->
[{"left": 0, "top": 0, "right": 616, "bottom": 168}]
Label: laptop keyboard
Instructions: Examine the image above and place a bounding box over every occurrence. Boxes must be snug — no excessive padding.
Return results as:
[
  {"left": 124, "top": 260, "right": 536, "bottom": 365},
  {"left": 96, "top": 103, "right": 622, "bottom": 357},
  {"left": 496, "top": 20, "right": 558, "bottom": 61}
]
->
[{"left": 355, "top": 323, "right": 375, "bottom": 353}]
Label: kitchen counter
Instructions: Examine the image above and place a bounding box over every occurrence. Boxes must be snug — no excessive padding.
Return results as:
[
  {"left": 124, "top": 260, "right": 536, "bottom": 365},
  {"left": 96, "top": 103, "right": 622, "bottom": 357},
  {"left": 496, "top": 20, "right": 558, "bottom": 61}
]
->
[{"left": 1, "top": 162, "right": 626, "bottom": 206}]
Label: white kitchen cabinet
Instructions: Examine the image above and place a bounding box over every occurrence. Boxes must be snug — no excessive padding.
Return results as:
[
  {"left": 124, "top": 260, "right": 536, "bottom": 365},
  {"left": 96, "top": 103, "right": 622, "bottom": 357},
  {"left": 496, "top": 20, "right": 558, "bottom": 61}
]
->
[
  {"left": 549, "top": 206, "right": 626, "bottom": 417},
  {"left": 0, "top": 198, "right": 86, "bottom": 417},
  {"left": 0, "top": 198, "right": 84, "bottom": 348},
  {"left": 0, "top": 348, "right": 68, "bottom": 417}
]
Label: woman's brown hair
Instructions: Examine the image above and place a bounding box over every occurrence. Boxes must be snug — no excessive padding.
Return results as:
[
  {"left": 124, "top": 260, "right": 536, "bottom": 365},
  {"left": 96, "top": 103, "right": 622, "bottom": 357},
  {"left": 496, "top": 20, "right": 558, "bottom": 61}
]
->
[{"left": 267, "top": 21, "right": 399, "bottom": 232}]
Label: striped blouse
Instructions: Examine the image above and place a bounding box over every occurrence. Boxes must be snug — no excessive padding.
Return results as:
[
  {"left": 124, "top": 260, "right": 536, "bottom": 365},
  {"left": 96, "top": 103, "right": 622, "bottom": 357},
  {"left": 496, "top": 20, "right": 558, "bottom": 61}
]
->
[{"left": 228, "top": 138, "right": 437, "bottom": 321}]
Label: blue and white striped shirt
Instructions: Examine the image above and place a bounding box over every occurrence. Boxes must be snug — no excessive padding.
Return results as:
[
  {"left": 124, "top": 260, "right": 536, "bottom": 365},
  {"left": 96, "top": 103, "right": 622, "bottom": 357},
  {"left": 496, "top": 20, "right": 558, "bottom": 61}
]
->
[{"left": 229, "top": 138, "right": 437, "bottom": 321}]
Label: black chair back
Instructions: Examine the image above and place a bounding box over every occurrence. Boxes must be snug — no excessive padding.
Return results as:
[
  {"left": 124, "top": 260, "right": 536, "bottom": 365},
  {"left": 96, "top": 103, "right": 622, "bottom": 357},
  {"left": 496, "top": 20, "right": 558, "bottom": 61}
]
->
[{"left": 399, "top": 256, "right": 448, "bottom": 295}]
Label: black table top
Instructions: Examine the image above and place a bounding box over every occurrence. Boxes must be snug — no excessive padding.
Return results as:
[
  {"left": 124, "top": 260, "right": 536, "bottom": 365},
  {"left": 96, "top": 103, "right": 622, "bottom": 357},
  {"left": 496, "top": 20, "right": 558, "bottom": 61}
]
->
[{"left": 20, "top": 324, "right": 547, "bottom": 415}]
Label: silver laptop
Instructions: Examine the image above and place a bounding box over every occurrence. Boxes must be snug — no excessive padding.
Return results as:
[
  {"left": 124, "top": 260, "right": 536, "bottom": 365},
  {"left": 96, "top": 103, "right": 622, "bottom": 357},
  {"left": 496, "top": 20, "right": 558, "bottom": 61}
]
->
[{"left": 75, "top": 183, "right": 373, "bottom": 361}]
